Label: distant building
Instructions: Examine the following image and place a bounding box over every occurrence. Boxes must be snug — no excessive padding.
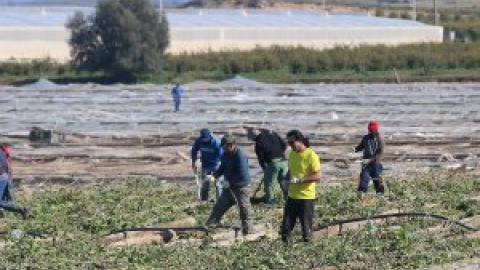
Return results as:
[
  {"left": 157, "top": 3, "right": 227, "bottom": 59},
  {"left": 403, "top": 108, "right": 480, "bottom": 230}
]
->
[{"left": 0, "top": 7, "right": 443, "bottom": 61}]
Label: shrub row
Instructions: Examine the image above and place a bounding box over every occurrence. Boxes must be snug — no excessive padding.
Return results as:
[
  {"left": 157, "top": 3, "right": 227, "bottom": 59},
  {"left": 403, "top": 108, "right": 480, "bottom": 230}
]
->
[
  {"left": 165, "top": 43, "right": 480, "bottom": 76},
  {"left": 1, "top": 42, "right": 479, "bottom": 79}
]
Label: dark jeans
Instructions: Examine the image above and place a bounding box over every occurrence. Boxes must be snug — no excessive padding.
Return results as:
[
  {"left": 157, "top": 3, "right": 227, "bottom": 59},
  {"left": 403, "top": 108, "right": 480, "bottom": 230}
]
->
[
  {"left": 173, "top": 98, "right": 181, "bottom": 112},
  {"left": 206, "top": 186, "right": 253, "bottom": 234},
  {"left": 281, "top": 197, "right": 315, "bottom": 242},
  {"left": 358, "top": 163, "right": 384, "bottom": 194},
  {"left": 0, "top": 176, "right": 25, "bottom": 216}
]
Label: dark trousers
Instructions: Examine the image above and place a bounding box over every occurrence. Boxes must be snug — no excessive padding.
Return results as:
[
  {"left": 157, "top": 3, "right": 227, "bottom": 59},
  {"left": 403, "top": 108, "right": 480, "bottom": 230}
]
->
[
  {"left": 206, "top": 186, "right": 252, "bottom": 234},
  {"left": 358, "top": 163, "right": 384, "bottom": 194},
  {"left": 0, "top": 177, "right": 25, "bottom": 216},
  {"left": 281, "top": 197, "right": 314, "bottom": 242},
  {"left": 173, "top": 98, "right": 181, "bottom": 112}
]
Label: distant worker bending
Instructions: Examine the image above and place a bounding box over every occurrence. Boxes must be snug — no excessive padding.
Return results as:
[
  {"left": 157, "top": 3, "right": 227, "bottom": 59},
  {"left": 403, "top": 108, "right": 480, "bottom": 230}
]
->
[{"left": 247, "top": 127, "right": 288, "bottom": 205}]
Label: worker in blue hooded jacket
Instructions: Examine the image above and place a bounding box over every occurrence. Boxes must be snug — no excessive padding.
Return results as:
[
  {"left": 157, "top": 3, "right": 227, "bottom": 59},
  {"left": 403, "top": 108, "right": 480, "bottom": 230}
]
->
[
  {"left": 171, "top": 83, "right": 185, "bottom": 112},
  {"left": 191, "top": 129, "right": 224, "bottom": 201}
]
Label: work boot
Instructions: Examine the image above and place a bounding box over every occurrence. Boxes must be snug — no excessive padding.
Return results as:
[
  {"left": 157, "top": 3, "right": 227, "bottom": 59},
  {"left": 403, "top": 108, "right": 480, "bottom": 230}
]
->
[
  {"left": 242, "top": 226, "right": 258, "bottom": 236},
  {"left": 20, "top": 207, "right": 28, "bottom": 220},
  {"left": 373, "top": 178, "right": 385, "bottom": 194},
  {"left": 357, "top": 191, "right": 366, "bottom": 202},
  {"left": 281, "top": 234, "right": 290, "bottom": 244},
  {"left": 249, "top": 197, "right": 265, "bottom": 205}
]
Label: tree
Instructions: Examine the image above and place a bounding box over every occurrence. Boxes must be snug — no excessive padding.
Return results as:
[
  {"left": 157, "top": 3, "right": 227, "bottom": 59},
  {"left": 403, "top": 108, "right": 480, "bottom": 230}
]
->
[{"left": 66, "top": 0, "right": 169, "bottom": 80}]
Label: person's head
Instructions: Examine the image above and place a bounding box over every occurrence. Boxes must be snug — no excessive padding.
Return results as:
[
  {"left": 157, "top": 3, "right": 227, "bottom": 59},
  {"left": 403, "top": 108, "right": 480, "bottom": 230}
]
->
[
  {"left": 200, "top": 128, "right": 212, "bottom": 143},
  {"left": 368, "top": 121, "right": 379, "bottom": 133},
  {"left": 245, "top": 126, "right": 259, "bottom": 141},
  {"left": 286, "top": 129, "right": 309, "bottom": 152},
  {"left": 221, "top": 133, "right": 237, "bottom": 154}
]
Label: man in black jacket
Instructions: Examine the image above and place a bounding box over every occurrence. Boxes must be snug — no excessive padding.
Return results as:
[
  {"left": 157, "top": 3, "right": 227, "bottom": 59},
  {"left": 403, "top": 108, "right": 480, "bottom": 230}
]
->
[
  {"left": 354, "top": 121, "right": 385, "bottom": 201},
  {"left": 248, "top": 127, "right": 288, "bottom": 204}
]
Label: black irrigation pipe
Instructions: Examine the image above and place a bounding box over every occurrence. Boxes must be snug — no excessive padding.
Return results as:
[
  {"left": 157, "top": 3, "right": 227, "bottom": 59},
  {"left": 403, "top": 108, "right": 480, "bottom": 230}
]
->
[
  {"left": 105, "top": 224, "right": 243, "bottom": 239},
  {"left": 315, "top": 212, "right": 478, "bottom": 234},
  {"left": 0, "top": 230, "right": 48, "bottom": 239}
]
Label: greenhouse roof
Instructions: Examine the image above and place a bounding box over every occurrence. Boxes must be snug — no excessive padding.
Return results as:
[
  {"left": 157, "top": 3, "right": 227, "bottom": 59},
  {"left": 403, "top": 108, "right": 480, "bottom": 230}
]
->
[{"left": 0, "top": 7, "right": 431, "bottom": 28}]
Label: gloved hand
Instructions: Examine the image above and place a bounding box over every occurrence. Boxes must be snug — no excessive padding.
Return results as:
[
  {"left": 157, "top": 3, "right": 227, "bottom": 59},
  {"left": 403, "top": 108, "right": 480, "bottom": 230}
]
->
[
  {"left": 290, "top": 177, "right": 304, "bottom": 184},
  {"left": 362, "top": 158, "right": 372, "bottom": 165},
  {"left": 205, "top": 174, "right": 216, "bottom": 183},
  {"left": 219, "top": 179, "right": 230, "bottom": 189},
  {"left": 192, "top": 164, "right": 198, "bottom": 173}
]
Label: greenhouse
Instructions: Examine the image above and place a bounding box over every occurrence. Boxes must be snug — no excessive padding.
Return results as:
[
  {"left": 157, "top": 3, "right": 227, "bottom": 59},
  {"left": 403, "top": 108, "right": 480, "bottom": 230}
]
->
[{"left": 0, "top": 7, "right": 443, "bottom": 60}]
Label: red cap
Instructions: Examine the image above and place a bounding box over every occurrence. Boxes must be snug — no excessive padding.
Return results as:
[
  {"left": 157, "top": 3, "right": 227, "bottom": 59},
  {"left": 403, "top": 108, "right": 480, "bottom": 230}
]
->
[{"left": 368, "top": 121, "right": 379, "bottom": 132}]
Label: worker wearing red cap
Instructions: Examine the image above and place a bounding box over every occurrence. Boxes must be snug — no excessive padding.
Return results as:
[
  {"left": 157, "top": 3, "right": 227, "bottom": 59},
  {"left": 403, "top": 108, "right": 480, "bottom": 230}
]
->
[{"left": 353, "top": 121, "right": 385, "bottom": 201}]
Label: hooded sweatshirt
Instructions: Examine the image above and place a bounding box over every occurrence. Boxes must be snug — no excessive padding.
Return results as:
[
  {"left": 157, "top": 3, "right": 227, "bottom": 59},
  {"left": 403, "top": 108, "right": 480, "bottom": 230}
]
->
[
  {"left": 355, "top": 132, "right": 384, "bottom": 163},
  {"left": 191, "top": 132, "right": 223, "bottom": 170}
]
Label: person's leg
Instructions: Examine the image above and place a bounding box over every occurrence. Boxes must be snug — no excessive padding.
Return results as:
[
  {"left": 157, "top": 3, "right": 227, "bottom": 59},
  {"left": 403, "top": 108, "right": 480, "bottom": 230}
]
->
[
  {"left": 232, "top": 187, "right": 253, "bottom": 235},
  {"left": 280, "top": 197, "right": 298, "bottom": 243},
  {"left": 0, "top": 178, "right": 8, "bottom": 201},
  {"left": 372, "top": 163, "right": 385, "bottom": 194},
  {"left": 298, "top": 199, "right": 315, "bottom": 242},
  {"left": 358, "top": 165, "right": 372, "bottom": 201},
  {"left": 174, "top": 99, "right": 180, "bottom": 112},
  {"left": 263, "top": 162, "right": 278, "bottom": 203},
  {"left": 276, "top": 161, "right": 289, "bottom": 200},
  {"left": 210, "top": 165, "right": 222, "bottom": 199},
  {"left": 205, "top": 189, "right": 234, "bottom": 226},
  {"left": 200, "top": 169, "right": 210, "bottom": 201},
  {"left": 0, "top": 201, "right": 26, "bottom": 219}
]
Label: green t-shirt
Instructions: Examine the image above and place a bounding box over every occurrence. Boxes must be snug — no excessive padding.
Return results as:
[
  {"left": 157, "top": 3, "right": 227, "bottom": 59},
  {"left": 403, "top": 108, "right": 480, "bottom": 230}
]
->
[{"left": 288, "top": 148, "right": 321, "bottom": 200}]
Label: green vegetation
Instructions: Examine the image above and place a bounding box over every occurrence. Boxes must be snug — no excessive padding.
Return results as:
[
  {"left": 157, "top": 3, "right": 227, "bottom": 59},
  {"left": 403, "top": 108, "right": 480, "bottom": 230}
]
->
[
  {"left": 1, "top": 41, "right": 480, "bottom": 84},
  {"left": 66, "top": 0, "right": 169, "bottom": 81},
  {"left": 165, "top": 43, "right": 480, "bottom": 83},
  {"left": 0, "top": 172, "right": 478, "bottom": 269}
]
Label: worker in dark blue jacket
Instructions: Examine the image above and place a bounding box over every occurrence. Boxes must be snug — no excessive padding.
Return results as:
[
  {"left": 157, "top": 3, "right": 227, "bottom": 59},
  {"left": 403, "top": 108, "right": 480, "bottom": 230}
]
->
[
  {"left": 191, "top": 128, "right": 223, "bottom": 201},
  {"left": 205, "top": 133, "right": 253, "bottom": 236},
  {"left": 354, "top": 120, "right": 385, "bottom": 201}
]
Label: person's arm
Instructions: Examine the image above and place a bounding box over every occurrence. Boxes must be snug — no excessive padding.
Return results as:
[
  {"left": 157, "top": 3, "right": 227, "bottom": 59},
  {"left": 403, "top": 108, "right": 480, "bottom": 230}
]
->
[
  {"left": 214, "top": 160, "right": 225, "bottom": 178},
  {"left": 237, "top": 151, "right": 250, "bottom": 182},
  {"left": 372, "top": 135, "right": 384, "bottom": 163},
  {"left": 215, "top": 139, "right": 224, "bottom": 159},
  {"left": 299, "top": 170, "right": 321, "bottom": 183},
  {"left": 299, "top": 152, "right": 322, "bottom": 183},
  {"left": 254, "top": 141, "right": 266, "bottom": 170},
  {"left": 275, "top": 132, "right": 287, "bottom": 152},
  {"left": 190, "top": 140, "right": 200, "bottom": 166},
  {"left": 354, "top": 136, "right": 365, "bottom": 152}
]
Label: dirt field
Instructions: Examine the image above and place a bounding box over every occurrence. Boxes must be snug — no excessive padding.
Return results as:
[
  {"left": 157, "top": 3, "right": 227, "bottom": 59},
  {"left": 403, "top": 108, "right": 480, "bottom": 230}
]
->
[{"left": 1, "top": 78, "right": 479, "bottom": 187}]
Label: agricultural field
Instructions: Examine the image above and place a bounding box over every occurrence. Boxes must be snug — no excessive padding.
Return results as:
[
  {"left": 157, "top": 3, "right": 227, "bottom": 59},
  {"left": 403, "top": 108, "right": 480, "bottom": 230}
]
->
[
  {"left": 0, "top": 173, "right": 478, "bottom": 269},
  {"left": 0, "top": 78, "right": 479, "bottom": 269}
]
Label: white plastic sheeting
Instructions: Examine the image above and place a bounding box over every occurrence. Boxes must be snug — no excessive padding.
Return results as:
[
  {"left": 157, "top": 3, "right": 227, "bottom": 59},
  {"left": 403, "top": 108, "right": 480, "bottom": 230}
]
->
[{"left": 0, "top": 79, "right": 478, "bottom": 140}]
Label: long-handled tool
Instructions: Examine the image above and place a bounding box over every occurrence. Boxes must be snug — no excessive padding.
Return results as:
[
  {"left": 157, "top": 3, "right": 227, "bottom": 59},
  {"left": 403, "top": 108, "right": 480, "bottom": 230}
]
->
[
  {"left": 251, "top": 176, "right": 264, "bottom": 199},
  {"left": 193, "top": 170, "right": 202, "bottom": 200}
]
